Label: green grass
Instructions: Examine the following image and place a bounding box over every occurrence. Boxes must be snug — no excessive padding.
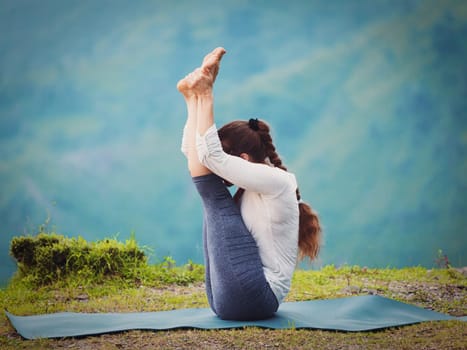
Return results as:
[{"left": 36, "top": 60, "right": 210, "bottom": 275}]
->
[
  {"left": 8, "top": 232, "right": 206, "bottom": 288},
  {"left": 2, "top": 233, "right": 466, "bottom": 348},
  {"left": 1, "top": 264, "right": 466, "bottom": 349}
]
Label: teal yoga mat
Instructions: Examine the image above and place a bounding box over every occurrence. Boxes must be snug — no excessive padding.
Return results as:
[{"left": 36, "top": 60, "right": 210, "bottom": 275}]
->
[{"left": 6, "top": 295, "right": 466, "bottom": 339}]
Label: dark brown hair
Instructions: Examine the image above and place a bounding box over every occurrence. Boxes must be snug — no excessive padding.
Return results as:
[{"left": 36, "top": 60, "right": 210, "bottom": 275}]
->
[{"left": 218, "top": 119, "right": 321, "bottom": 261}]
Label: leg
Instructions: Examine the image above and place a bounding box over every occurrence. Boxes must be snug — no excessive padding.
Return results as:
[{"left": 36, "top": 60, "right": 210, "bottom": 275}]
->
[
  {"left": 202, "top": 210, "right": 216, "bottom": 313},
  {"left": 182, "top": 94, "right": 211, "bottom": 177},
  {"left": 178, "top": 49, "right": 223, "bottom": 308},
  {"left": 177, "top": 49, "right": 226, "bottom": 309},
  {"left": 178, "top": 48, "right": 277, "bottom": 320},
  {"left": 178, "top": 54, "right": 221, "bottom": 307},
  {"left": 178, "top": 47, "right": 226, "bottom": 140},
  {"left": 193, "top": 174, "right": 278, "bottom": 320}
]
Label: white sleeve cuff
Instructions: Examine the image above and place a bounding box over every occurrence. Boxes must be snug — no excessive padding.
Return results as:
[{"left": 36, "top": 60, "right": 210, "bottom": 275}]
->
[{"left": 196, "top": 124, "right": 225, "bottom": 166}]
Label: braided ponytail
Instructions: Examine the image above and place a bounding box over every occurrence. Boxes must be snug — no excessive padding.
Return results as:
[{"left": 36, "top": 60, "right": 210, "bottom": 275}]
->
[
  {"left": 295, "top": 189, "right": 321, "bottom": 261},
  {"left": 218, "top": 119, "right": 322, "bottom": 261},
  {"left": 257, "top": 120, "right": 321, "bottom": 261},
  {"left": 256, "top": 121, "right": 287, "bottom": 171}
]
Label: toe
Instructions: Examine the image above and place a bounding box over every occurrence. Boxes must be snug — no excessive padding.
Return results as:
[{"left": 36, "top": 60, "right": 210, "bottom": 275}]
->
[
  {"left": 203, "top": 47, "right": 226, "bottom": 67},
  {"left": 211, "top": 47, "right": 226, "bottom": 63},
  {"left": 214, "top": 47, "right": 226, "bottom": 57}
]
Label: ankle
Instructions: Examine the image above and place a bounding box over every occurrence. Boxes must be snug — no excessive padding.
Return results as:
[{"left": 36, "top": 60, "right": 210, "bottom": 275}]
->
[
  {"left": 195, "top": 90, "right": 214, "bottom": 100},
  {"left": 184, "top": 94, "right": 198, "bottom": 104}
]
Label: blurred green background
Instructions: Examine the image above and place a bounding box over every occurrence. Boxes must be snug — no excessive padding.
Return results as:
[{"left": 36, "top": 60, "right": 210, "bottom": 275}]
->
[{"left": 1, "top": 0, "right": 466, "bottom": 284}]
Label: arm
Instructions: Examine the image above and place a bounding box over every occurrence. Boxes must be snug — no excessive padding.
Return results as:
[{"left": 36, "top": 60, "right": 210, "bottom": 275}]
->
[{"left": 196, "top": 124, "right": 295, "bottom": 196}]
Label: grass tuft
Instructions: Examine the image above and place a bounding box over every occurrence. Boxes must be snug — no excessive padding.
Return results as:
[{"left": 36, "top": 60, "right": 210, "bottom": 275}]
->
[{"left": 8, "top": 233, "right": 204, "bottom": 289}]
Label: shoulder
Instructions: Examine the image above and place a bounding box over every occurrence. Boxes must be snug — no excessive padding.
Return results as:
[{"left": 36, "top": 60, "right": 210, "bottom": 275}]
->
[
  {"left": 266, "top": 167, "right": 297, "bottom": 196},
  {"left": 275, "top": 167, "right": 297, "bottom": 187}
]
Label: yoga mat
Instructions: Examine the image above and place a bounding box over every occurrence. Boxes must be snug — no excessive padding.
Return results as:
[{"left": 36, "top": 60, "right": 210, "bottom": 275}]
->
[{"left": 6, "top": 295, "right": 466, "bottom": 339}]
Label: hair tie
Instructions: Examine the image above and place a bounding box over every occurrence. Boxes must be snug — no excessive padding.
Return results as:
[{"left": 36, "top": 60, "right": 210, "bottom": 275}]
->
[{"left": 248, "top": 118, "right": 259, "bottom": 131}]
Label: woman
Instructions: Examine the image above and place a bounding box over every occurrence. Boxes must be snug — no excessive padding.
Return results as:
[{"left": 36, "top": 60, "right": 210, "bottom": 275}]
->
[{"left": 177, "top": 47, "right": 321, "bottom": 320}]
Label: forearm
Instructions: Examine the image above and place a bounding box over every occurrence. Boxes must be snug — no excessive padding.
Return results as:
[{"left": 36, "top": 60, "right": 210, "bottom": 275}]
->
[{"left": 197, "top": 125, "right": 293, "bottom": 195}]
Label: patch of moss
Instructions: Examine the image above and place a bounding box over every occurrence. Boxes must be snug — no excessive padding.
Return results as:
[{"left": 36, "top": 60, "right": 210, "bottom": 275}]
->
[{"left": 8, "top": 233, "right": 204, "bottom": 288}]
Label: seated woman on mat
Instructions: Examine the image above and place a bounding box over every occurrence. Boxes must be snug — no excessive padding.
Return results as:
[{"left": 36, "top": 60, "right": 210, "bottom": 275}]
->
[{"left": 177, "top": 47, "right": 321, "bottom": 321}]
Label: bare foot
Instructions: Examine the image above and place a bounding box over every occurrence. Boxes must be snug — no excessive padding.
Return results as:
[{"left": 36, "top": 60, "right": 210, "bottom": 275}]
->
[
  {"left": 177, "top": 72, "right": 196, "bottom": 98},
  {"left": 201, "top": 47, "right": 226, "bottom": 83},
  {"left": 176, "top": 68, "right": 211, "bottom": 97},
  {"left": 177, "top": 47, "right": 226, "bottom": 97}
]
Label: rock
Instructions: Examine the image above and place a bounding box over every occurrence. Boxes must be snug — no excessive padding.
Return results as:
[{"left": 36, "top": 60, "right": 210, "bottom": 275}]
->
[
  {"left": 75, "top": 294, "right": 89, "bottom": 302},
  {"left": 342, "top": 285, "right": 360, "bottom": 294}
]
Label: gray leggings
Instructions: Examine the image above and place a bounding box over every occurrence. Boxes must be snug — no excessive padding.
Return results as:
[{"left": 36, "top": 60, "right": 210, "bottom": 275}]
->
[{"left": 193, "top": 174, "right": 279, "bottom": 320}]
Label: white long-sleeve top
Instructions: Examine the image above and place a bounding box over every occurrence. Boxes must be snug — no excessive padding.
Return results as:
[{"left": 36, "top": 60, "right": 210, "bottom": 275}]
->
[{"left": 184, "top": 124, "right": 299, "bottom": 303}]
